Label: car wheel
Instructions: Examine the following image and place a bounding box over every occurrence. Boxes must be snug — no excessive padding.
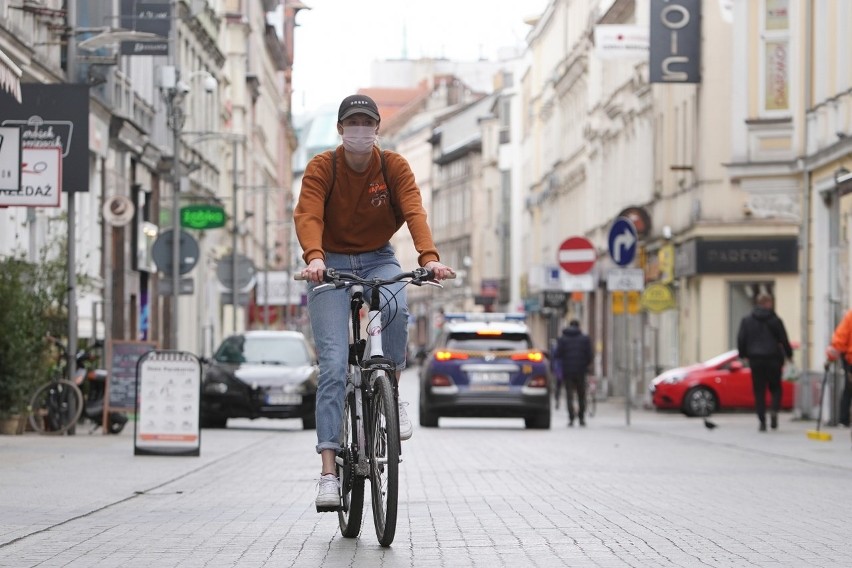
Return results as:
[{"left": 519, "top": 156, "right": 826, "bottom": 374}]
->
[
  {"left": 419, "top": 400, "right": 438, "bottom": 428},
  {"left": 201, "top": 414, "right": 227, "bottom": 429},
  {"left": 682, "top": 387, "right": 717, "bottom": 417},
  {"left": 302, "top": 414, "right": 316, "bottom": 430},
  {"left": 525, "top": 413, "right": 550, "bottom": 429}
]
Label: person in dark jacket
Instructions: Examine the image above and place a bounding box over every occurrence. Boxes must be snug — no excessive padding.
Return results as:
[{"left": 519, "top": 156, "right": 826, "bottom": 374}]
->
[
  {"left": 554, "top": 319, "right": 593, "bottom": 426},
  {"left": 737, "top": 293, "right": 794, "bottom": 431}
]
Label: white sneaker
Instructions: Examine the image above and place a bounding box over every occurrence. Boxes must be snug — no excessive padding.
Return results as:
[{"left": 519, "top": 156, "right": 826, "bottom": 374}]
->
[
  {"left": 398, "top": 400, "right": 413, "bottom": 441},
  {"left": 315, "top": 474, "right": 339, "bottom": 511}
]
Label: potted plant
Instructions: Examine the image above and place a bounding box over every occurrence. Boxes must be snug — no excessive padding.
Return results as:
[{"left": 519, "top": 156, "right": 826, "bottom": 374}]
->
[{"left": 0, "top": 240, "right": 73, "bottom": 433}]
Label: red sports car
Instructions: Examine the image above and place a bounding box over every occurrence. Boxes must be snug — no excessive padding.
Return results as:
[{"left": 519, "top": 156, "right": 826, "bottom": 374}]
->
[{"left": 649, "top": 349, "right": 796, "bottom": 416}]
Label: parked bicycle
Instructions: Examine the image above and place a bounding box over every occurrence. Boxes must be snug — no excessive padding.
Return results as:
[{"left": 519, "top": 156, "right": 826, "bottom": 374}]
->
[
  {"left": 28, "top": 336, "right": 84, "bottom": 435},
  {"left": 296, "top": 267, "right": 449, "bottom": 547},
  {"left": 28, "top": 337, "right": 127, "bottom": 435}
]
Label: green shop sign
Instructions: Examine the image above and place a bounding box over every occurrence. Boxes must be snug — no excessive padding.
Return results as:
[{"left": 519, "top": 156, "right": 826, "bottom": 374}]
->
[{"left": 181, "top": 205, "right": 227, "bottom": 230}]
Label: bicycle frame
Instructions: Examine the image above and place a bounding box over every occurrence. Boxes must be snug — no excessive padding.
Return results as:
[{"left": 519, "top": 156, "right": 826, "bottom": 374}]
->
[{"left": 342, "top": 283, "right": 400, "bottom": 475}]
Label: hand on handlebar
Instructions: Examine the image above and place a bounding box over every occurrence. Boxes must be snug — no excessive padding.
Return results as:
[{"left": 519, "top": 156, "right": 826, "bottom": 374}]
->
[
  {"left": 299, "top": 258, "right": 327, "bottom": 283},
  {"left": 424, "top": 260, "right": 455, "bottom": 281}
]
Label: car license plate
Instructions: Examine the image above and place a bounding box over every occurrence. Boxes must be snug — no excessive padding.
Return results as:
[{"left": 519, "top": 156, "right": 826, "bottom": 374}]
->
[
  {"left": 266, "top": 393, "right": 302, "bottom": 405},
  {"left": 469, "top": 384, "right": 510, "bottom": 392},
  {"left": 469, "top": 371, "right": 509, "bottom": 385}
]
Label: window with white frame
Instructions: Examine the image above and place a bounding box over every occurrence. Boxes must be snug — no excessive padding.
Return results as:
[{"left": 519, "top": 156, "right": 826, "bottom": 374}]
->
[{"left": 760, "top": 0, "right": 790, "bottom": 114}]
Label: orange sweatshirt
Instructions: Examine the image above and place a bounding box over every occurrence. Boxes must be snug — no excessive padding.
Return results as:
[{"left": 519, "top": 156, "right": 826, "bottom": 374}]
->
[
  {"left": 831, "top": 309, "right": 852, "bottom": 365},
  {"left": 294, "top": 146, "right": 440, "bottom": 267}
]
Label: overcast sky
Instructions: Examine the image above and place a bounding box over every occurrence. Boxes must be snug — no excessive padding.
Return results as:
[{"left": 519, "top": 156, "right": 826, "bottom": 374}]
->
[{"left": 288, "top": 0, "right": 550, "bottom": 115}]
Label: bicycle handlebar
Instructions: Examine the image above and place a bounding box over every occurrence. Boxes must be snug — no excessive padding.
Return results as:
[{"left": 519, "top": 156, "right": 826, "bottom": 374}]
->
[{"left": 294, "top": 267, "right": 455, "bottom": 290}]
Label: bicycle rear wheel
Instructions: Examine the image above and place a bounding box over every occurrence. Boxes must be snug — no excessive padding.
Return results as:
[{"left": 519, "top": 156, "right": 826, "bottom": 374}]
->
[
  {"left": 369, "top": 371, "right": 399, "bottom": 547},
  {"left": 28, "top": 379, "right": 83, "bottom": 435},
  {"left": 338, "top": 384, "right": 365, "bottom": 537}
]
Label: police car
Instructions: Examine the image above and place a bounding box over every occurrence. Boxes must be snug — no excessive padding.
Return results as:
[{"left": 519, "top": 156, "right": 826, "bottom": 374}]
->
[{"left": 418, "top": 313, "right": 551, "bottom": 429}]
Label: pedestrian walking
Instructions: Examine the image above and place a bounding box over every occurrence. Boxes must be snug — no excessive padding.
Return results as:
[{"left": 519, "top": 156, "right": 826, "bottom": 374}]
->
[
  {"left": 824, "top": 308, "right": 852, "bottom": 427},
  {"left": 736, "top": 293, "right": 794, "bottom": 431},
  {"left": 549, "top": 339, "right": 564, "bottom": 409},
  {"left": 554, "top": 319, "right": 593, "bottom": 427}
]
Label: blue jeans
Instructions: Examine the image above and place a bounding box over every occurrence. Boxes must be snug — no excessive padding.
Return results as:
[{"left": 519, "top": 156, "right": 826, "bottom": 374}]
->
[{"left": 309, "top": 244, "right": 409, "bottom": 453}]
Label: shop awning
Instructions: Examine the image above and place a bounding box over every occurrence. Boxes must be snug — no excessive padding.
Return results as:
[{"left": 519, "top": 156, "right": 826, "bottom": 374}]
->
[{"left": 0, "top": 48, "right": 22, "bottom": 103}]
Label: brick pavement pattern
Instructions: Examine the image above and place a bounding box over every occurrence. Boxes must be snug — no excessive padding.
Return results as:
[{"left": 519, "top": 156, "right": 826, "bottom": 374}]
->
[{"left": 2, "top": 370, "right": 852, "bottom": 567}]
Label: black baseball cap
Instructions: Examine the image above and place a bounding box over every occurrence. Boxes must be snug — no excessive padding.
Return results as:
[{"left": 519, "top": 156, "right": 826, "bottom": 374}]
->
[{"left": 338, "top": 94, "right": 380, "bottom": 122}]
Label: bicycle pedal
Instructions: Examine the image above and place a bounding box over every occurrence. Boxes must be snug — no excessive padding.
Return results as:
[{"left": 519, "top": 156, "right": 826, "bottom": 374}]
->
[{"left": 316, "top": 503, "right": 341, "bottom": 513}]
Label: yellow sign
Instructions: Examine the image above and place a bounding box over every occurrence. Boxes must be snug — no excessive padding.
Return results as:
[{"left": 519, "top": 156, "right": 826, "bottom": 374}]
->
[
  {"left": 612, "top": 291, "right": 624, "bottom": 314},
  {"left": 658, "top": 244, "right": 674, "bottom": 283},
  {"left": 641, "top": 283, "right": 676, "bottom": 313},
  {"left": 627, "top": 290, "right": 641, "bottom": 314},
  {"left": 612, "top": 291, "right": 641, "bottom": 315}
]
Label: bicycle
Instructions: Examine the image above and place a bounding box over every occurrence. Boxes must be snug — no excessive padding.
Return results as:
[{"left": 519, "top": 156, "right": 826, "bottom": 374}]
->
[
  {"left": 28, "top": 336, "right": 84, "bottom": 435},
  {"left": 296, "top": 267, "right": 447, "bottom": 547}
]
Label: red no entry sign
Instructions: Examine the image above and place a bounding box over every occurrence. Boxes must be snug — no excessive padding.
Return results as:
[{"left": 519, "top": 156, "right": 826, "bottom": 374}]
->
[{"left": 558, "top": 236, "right": 596, "bottom": 275}]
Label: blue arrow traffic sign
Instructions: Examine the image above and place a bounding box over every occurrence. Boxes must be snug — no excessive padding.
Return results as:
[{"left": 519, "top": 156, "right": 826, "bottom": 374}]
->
[{"left": 608, "top": 216, "right": 638, "bottom": 266}]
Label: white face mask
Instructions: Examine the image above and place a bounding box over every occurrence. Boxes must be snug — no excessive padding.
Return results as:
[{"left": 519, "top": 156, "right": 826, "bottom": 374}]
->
[{"left": 341, "top": 126, "right": 377, "bottom": 154}]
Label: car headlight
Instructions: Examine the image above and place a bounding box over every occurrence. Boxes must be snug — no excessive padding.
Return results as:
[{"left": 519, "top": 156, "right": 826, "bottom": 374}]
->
[
  {"left": 659, "top": 374, "right": 685, "bottom": 385},
  {"left": 204, "top": 381, "right": 228, "bottom": 394}
]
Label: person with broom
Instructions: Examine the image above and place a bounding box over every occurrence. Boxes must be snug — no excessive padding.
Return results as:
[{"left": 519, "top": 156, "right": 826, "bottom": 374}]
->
[{"left": 824, "top": 309, "right": 852, "bottom": 427}]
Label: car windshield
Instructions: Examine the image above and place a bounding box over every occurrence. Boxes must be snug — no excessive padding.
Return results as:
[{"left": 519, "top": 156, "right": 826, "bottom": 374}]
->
[
  {"left": 446, "top": 332, "right": 532, "bottom": 352},
  {"left": 214, "top": 335, "right": 312, "bottom": 366}
]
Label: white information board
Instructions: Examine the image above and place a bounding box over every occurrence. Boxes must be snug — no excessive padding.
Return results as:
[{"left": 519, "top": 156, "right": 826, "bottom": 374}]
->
[
  {"left": 0, "top": 147, "right": 62, "bottom": 207},
  {"left": 134, "top": 350, "right": 201, "bottom": 456}
]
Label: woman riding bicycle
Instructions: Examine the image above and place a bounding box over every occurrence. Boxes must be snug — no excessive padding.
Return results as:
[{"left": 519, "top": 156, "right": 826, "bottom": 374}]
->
[{"left": 294, "top": 94, "right": 454, "bottom": 511}]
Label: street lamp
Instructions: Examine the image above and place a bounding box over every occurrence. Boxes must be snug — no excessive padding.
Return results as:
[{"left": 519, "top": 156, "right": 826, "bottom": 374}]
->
[
  {"left": 157, "top": 69, "right": 219, "bottom": 349},
  {"left": 158, "top": 65, "right": 189, "bottom": 349}
]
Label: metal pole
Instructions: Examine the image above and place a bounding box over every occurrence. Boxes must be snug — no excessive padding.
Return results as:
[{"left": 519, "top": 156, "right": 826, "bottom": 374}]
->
[
  {"left": 285, "top": 211, "right": 294, "bottom": 328},
  {"left": 232, "top": 138, "right": 238, "bottom": 333},
  {"left": 263, "top": 200, "right": 269, "bottom": 329},
  {"left": 169, "top": 0, "right": 182, "bottom": 349},
  {"left": 65, "top": 1, "right": 78, "bottom": 425},
  {"left": 171, "top": 99, "right": 182, "bottom": 349}
]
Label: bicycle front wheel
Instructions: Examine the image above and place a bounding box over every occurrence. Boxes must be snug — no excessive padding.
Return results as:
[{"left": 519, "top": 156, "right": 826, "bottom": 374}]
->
[
  {"left": 28, "top": 379, "right": 83, "bottom": 435},
  {"left": 369, "top": 371, "right": 399, "bottom": 547},
  {"left": 338, "top": 380, "right": 365, "bottom": 537}
]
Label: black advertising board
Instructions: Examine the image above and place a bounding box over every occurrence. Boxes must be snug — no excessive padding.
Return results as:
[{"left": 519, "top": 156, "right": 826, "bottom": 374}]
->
[
  {"left": 108, "top": 340, "right": 157, "bottom": 410},
  {"left": 649, "top": 0, "right": 701, "bottom": 84},
  {"left": 120, "top": 0, "right": 170, "bottom": 56},
  {"left": 675, "top": 237, "right": 798, "bottom": 277},
  {"left": 0, "top": 84, "right": 90, "bottom": 192}
]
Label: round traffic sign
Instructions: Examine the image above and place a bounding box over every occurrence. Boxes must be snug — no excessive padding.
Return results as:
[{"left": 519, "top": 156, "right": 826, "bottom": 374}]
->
[
  {"left": 558, "top": 236, "right": 596, "bottom": 275},
  {"left": 151, "top": 229, "right": 200, "bottom": 276},
  {"left": 216, "top": 253, "right": 257, "bottom": 290},
  {"left": 608, "top": 217, "right": 638, "bottom": 266}
]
